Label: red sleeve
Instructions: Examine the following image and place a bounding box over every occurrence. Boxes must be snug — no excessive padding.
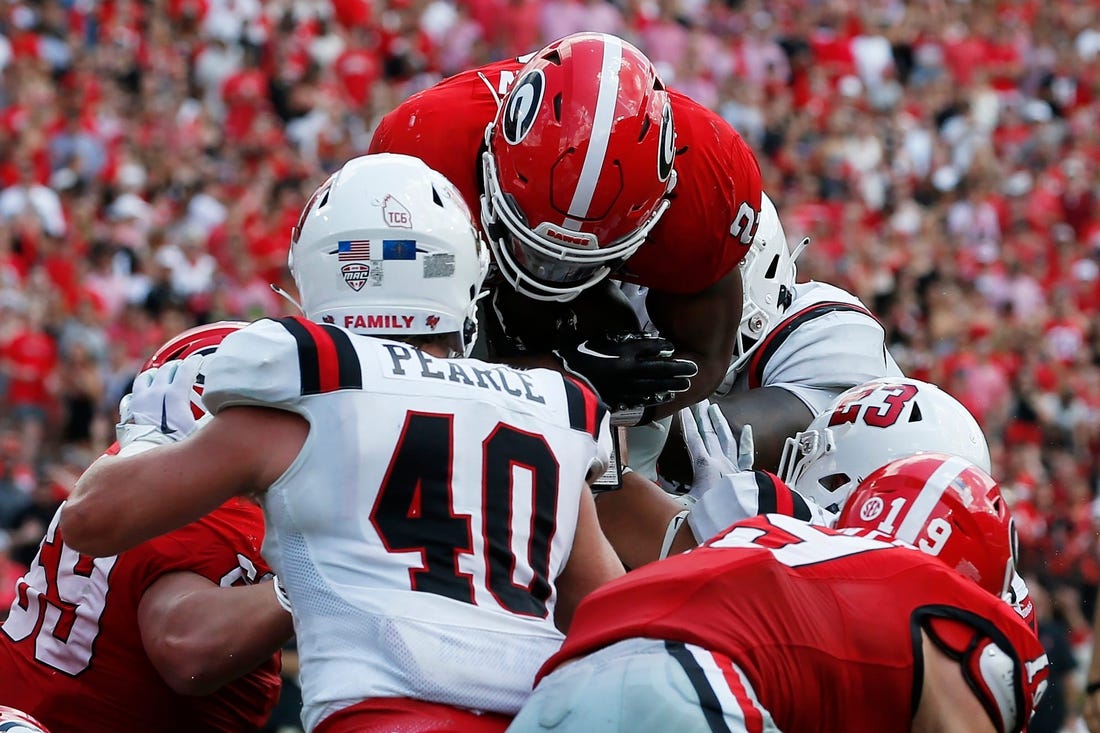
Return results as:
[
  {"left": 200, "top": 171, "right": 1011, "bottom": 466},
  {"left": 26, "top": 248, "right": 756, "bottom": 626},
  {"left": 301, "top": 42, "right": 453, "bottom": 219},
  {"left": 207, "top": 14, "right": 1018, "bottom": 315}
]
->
[
  {"left": 115, "top": 499, "right": 270, "bottom": 608},
  {"left": 368, "top": 62, "right": 519, "bottom": 231},
  {"left": 623, "top": 92, "right": 762, "bottom": 294}
]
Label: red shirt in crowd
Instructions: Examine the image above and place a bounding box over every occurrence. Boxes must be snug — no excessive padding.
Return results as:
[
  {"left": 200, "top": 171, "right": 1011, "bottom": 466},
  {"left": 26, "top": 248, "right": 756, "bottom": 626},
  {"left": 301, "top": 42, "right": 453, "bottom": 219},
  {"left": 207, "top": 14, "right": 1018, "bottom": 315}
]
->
[{"left": 1, "top": 327, "right": 57, "bottom": 410}]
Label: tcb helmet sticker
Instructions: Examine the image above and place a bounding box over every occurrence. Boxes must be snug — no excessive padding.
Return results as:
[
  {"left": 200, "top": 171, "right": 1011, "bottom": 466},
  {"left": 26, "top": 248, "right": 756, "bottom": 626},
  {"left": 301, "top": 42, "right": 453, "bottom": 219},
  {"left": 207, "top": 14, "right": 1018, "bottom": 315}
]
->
[
  {"left": 657, "top": 101, "right": 675, "bottom": 183},
  {"left": 502, "top": 70, "right": 545, "bottom": 145}
]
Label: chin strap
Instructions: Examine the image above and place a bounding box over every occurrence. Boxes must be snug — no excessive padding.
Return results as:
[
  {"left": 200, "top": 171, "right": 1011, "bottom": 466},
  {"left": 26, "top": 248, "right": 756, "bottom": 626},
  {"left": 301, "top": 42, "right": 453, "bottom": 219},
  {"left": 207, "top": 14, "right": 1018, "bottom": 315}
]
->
[{"left": 270, "top": 283, "right": 304, "bottom": 314}]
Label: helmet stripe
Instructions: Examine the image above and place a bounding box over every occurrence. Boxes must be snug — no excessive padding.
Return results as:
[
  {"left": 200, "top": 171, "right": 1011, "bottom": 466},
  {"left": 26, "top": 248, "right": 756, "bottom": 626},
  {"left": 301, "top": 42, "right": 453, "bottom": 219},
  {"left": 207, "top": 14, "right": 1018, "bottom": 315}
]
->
[
  {"left": 562, "top": 37, "right": 624, "bottom": 230},
  {"left": 894, "top": 455, "right": 970, "bottom": 545}
]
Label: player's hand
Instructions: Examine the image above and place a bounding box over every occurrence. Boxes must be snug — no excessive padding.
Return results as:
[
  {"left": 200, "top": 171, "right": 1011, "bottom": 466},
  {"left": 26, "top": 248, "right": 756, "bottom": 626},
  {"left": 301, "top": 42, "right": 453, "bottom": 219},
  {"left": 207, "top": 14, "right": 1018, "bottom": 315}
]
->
[
  {"left": 680, "top": 401, "right": 754, "bottom": 500},
  {"left": 555, "top": 332, "right": 698, "bottom": 424},
  {"left": 117, "top": 355, "right": 206, "bottom": 450}
]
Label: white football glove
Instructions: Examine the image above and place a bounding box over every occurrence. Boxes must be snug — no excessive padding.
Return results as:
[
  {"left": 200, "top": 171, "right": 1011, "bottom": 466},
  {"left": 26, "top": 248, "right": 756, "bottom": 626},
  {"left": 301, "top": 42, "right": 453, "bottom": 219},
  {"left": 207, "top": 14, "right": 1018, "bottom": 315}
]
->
[
  {"left": 116, "top": 355, "right": 206, "bottom": 452},
  {"left": 679, "top": 400, "right": 754, "bottom": 502}
]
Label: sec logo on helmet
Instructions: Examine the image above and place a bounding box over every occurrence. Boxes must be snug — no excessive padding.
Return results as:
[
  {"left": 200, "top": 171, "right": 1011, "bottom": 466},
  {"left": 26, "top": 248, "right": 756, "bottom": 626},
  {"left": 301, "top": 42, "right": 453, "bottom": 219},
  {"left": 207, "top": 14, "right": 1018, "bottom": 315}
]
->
[
  {"left": 859, "top": 496, "right": 884, "bottom": 522},
  {"left": 502, "top": 69, "right": 545, "bottom": 145}
]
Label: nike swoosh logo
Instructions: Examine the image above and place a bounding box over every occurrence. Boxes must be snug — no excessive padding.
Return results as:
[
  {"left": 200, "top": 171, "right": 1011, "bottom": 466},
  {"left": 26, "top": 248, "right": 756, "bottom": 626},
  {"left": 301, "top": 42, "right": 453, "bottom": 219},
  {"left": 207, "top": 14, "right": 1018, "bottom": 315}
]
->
[
  {"left": 160, "top": 398, "right": 177, "bottom": 434},
  {"left": 574, "top": 342, "right": 616, "bottom": 359}
]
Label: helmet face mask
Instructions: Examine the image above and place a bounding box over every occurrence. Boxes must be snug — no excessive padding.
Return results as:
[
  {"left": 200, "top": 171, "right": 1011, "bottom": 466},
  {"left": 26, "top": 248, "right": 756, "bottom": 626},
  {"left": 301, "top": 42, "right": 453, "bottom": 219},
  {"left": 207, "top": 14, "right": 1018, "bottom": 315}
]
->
[
  {"left": 724, "top": 193, "right": 805, "bottom": 381},
  {"left": 778, "top": 378, "right": 992, "bottom": 513},
  {"left": 837, "top": 453, "right": 1014, "bottom": 597},
  {"left": 479, "top": 32, "right": 676, "bottom": 303},
  {"left": 291, "top": 154, "right": 489, "bottom": 355}
]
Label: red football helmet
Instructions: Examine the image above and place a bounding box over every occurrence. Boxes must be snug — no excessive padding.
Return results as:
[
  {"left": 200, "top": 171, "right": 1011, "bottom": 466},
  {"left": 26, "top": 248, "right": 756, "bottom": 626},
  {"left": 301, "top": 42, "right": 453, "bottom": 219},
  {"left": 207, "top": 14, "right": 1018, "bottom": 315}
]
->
[
  {"left": 142, "top": 321, "right": 248, "bottom": 371},
  {"left": 0, "top": 706, "right": 50, "bottom": 732},
  {"left": 837, "top": 453, "right": 1015, "bottom": 597},
  {"left": 481, "top": 32, "right": 676, "bottom": 301},
  {"left": 140, "top": 321, "right": 246, "bottom": 420}
]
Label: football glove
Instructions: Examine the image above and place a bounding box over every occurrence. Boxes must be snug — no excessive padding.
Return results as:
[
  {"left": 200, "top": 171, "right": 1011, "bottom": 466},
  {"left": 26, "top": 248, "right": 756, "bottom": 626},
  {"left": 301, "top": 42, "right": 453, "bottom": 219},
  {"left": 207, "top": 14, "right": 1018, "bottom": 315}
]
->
[
  {"left": 555, "top": 332, "right": 698, "bottom": 425},
  {"left": 116, "top": 355, "right": 206, "bottom": 451},
  {"left": 680, "top": 400, "right": 754, "bottom": 502}
]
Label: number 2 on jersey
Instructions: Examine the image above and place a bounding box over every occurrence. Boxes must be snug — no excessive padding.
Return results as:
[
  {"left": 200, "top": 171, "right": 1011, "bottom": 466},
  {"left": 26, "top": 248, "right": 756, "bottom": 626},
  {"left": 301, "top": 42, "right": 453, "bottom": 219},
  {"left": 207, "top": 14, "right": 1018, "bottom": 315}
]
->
[
  {"left": 828, "top": 383, "right": 919, "bottom": 428},
  {"left": 371, "top": 411, "right": 559, "bottom": 618}
]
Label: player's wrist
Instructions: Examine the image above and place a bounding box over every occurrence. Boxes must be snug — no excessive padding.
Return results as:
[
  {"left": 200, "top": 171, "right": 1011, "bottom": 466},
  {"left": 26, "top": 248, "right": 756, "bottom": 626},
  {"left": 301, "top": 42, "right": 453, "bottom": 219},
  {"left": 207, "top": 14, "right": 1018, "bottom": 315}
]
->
[
  {"left": 659, "top": 510, "right": 691, "bottom": 560},
  {"left": 272, "top": 575, "right": 292, "bottom": 613}
]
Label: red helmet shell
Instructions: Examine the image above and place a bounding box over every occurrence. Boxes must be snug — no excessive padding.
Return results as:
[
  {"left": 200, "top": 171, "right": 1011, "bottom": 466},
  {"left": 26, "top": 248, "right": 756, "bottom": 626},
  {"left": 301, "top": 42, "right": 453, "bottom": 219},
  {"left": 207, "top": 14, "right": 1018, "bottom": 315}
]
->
[
  {"left": 837, "top": 453, "right": 1014, "bottom": 597},
  {"left": 481, "top": 32, "right": 675, "bottom": 300},
  {"left": 140, "top": 321, "right": 246, "bottom": 420},
  {"left": 142, "top": 321, "right": 248, "bottom": 371}
]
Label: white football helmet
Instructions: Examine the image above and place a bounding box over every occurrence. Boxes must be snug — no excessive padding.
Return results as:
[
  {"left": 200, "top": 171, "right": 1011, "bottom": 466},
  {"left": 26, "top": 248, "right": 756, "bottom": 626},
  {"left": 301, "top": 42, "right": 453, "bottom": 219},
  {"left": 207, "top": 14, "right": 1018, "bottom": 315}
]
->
[
  {"left": 720, "top": 193, "right": 808, "bottom": 389},
  {"left": 289, "top": 154, "right": 490, "bottom": 355},
  {"left": 778, "top": 377, "right": 991, "bottom": 513},
  {"left": 0, "top": 706, "right": 50, "bottom": 732}
]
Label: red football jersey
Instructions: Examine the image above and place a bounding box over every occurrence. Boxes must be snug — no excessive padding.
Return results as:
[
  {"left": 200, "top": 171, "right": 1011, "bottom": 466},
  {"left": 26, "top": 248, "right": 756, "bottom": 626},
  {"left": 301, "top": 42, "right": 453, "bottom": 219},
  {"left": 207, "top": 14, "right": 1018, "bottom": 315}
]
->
[
  {"left": 540, "top": 515, "right": 1048, "bottom": 733},
  {"left": 368, "top": 58, "right": 761, "bottom": 294},
  {"left": 0, "top": 499, "right": 281, "bottom": 732}
]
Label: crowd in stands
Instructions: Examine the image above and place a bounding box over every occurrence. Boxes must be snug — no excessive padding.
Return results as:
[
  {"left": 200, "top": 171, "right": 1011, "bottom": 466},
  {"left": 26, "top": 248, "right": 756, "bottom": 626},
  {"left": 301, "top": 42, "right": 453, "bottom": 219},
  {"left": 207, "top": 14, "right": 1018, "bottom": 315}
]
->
[{"left": 0, "top": 0, "right": 1097, "bottom": 729}]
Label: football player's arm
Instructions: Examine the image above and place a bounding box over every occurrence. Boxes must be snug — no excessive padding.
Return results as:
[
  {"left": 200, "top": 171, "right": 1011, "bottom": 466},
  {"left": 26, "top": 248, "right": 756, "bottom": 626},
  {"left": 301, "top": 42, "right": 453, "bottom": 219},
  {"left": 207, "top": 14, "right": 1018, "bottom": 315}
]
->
[
  {"left": 912, "top": 630, "right": 997, "bottom": 733},
  {"left": 553, "top": 485, "right": 625, "bottom": 633},
  {"left": 710, "top": 386, "right": 814, "bottom": 473},
  {"left": 63, "top": 406, "right": 308, "bottom": 557},
  {"left": 594, "top": 471, "right": 694, "bottom": 569},
  {"left": 138, "top": 571, "right": 294, "bottom": 696},
  {"left": 645, "top": 267, "right": 742, "bottom": 417}
]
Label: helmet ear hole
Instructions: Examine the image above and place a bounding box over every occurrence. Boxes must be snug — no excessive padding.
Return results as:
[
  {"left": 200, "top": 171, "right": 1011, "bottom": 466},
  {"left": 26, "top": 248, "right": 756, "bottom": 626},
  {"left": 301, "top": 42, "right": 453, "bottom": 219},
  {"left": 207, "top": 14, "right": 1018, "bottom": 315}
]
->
[
  {"left": 764, "top": 254, "right": 779, "bottom": 279},
  {"left": 819, "top": 473, "right": 851, "bottom": 494},
  {"left": 908, "top": 403, "right": 923, "bottom": 422}
]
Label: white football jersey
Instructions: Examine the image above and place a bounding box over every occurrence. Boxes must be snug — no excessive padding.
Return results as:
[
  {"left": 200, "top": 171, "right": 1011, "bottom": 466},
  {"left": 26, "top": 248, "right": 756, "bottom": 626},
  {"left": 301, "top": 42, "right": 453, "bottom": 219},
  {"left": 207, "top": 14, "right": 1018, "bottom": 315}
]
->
[
  {"left": 716, "top": 281, "right": 903, "bottom": 414},
  {"left": 203, "top": 317, "right": 612, "bottom": 731},
  {"left": 621, "top": 281, "right": 902, "bottom": 480}
]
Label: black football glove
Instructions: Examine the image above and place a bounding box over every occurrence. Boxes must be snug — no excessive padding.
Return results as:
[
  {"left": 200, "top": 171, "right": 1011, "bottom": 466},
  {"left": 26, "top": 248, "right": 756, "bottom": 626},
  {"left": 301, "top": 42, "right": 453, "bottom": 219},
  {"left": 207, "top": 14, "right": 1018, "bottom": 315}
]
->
[{"left": 555, "top": 332, "right": 698, "bottom": 425}]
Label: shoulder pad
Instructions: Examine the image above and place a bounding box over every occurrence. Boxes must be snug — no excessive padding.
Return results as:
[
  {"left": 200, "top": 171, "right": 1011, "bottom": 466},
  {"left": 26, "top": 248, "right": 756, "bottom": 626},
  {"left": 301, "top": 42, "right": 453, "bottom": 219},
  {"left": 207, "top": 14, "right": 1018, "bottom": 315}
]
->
[
  {"left": 749, "top": 298, "right": 896, "bottom": 391},
  {"left": 203, "top": 317, "right": 364, "bottom": 413},
  {"left": 920, "top": 607, "right": 1049, "bottom": 733},
  {"left": 556, "top": 371, "right": 612, "bottom": 478}
]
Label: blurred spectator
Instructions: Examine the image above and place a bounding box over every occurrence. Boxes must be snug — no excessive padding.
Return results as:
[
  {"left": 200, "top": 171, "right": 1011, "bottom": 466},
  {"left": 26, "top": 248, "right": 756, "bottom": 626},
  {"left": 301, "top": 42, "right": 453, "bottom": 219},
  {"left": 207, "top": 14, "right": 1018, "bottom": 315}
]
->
[
  {"left": 3, "top": 466, "right": 65, "bottom": 569},
  {"left": 0, "top": 542, "right": 24, "bottom": 624},
  {"left": 1027, "top": 575, "right": 1083, "bottom": 733},
  {"left": 0, "top": 430, "right": 32, "bottom": 530}
]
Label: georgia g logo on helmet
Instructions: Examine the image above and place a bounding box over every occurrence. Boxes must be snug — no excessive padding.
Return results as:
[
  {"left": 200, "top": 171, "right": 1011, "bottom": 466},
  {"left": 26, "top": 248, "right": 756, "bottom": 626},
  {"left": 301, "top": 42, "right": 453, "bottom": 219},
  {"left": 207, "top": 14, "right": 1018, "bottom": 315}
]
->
[
  {"left": 657, "top": 100, "right": 675, "bottom": 183},
  {"left": 502, "top": 69, "right": 545, "bottom": 145}
]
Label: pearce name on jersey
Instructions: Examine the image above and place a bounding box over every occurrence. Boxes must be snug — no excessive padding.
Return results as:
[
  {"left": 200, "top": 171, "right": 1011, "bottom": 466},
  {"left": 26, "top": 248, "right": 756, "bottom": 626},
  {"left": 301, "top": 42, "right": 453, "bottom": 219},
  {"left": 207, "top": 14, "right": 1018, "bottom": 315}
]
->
[{"left": 383, "top": 342, "right": 547, "bottom": 404}]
